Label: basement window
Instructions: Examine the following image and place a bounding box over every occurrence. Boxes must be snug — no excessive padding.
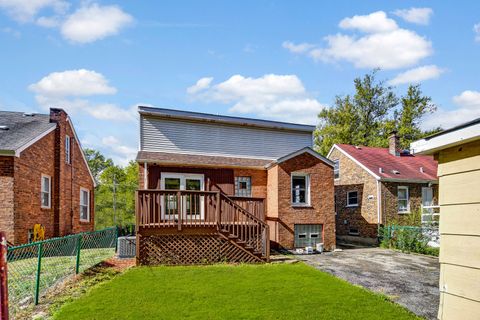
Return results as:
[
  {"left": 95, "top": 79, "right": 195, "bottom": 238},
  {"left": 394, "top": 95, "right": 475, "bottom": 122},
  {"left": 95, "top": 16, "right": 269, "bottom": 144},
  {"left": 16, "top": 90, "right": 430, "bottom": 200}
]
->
[{"left": 41, "top": 175, "right": 51, "bottom": 209}]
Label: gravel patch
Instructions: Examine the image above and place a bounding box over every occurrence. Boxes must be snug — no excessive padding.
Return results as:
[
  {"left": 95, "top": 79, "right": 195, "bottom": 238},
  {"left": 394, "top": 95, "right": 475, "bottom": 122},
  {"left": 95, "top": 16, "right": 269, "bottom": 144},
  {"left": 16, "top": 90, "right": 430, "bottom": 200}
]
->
[{"left": 296, "top": 247, "right": 439, "bottom": 319}]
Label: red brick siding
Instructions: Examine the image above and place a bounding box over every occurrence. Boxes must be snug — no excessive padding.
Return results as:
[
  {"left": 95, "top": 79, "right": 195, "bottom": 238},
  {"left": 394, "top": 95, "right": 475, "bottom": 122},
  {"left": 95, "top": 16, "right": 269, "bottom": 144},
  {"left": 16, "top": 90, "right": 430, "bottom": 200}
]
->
[
  {"left": 328, "top": 148, "right": 379, "bottom": 239},
  {"left": 380, "top": 182, "right": 438, "bottom": 226},
  {"left": 0, "top": 156, "right": 15, "bottom": 241},
  {"left": 13, "top": 131, "right": 56, "bottom": 244},
  {"left": 273, "top": 153, "right": 335, "bottom": 250}
]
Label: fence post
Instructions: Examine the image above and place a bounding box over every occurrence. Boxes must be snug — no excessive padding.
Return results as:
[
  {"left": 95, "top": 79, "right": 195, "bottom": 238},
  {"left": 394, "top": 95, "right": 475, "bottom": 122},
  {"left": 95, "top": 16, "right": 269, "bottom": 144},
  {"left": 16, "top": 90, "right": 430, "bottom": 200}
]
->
[
  {"left": 34, "top": 242, "right": 43, "bottom": 305},
  {"left": 75, "top": 234, "right": 82, "bottom": 274},
  {"left": 0, "top": 232, "right": 8, "bottom": 320}
]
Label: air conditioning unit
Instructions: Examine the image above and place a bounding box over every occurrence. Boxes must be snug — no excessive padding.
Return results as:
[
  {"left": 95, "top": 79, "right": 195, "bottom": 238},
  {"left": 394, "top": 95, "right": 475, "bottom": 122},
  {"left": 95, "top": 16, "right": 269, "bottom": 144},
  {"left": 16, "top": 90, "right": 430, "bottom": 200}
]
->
[{"left": 117, "top": 236, "right": 136, "bottom": 258}]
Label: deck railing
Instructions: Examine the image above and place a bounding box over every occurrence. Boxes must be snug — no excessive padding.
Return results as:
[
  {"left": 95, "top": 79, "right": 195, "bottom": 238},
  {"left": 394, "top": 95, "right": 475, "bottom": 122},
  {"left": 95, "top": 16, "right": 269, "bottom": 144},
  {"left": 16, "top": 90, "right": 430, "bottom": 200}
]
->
[
  {"left": 229, "top": 196, "right": 265, "bottom": 221},
  {"left": 136, "top": 190, "right": 269, "bottom": 258}
]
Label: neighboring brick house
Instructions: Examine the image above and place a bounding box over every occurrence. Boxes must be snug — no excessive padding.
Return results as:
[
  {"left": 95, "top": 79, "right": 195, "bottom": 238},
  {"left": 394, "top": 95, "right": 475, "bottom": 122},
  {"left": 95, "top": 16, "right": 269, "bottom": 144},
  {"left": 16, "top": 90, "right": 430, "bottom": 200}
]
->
[
  {"left": 327, "top": 132, "right": 438, "bottom": 245},
  {"left": 0, "top": 108, "right": 95, "bottom": 245},
  {"left": 135, "top": 106, "right": 335, "bottom": 264}
]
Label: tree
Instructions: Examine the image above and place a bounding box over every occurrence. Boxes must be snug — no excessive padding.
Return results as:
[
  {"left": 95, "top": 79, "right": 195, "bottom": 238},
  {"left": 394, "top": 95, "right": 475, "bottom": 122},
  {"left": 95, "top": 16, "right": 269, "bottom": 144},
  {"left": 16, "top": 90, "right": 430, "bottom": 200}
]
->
[
  {"left": 395, "top": 84, "right": 438, "bottom": 149},
  {"left": 315, "top": 70, "right": 398, "bottom": 154},
  {"left": 83, "top": 148, "right": 138, "bottom": 229},
  {"left": 84, "top": 148, "right": 114, "bottom": 183}
]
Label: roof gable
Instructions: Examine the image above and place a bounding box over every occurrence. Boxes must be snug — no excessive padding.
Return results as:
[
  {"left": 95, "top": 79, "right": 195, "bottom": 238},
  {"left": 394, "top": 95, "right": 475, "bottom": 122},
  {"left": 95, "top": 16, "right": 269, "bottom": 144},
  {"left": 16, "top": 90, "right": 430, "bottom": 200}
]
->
[
  {"left": 330, "top": 144, "right": 437, "bottom": 182},
  {"left": 267, "top": 147, "right": 334, "bottom": 168}
]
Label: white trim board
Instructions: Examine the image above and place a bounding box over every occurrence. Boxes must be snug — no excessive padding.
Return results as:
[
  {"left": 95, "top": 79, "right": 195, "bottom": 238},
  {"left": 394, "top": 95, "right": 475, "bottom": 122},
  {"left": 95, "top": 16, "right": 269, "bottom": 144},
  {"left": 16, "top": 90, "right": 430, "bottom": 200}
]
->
[
  {"left": 15, "top": 126, "right": 57, "bottom": 157},
  {"left": 267, "top": 147, "right": 334, "bottom": 169}
]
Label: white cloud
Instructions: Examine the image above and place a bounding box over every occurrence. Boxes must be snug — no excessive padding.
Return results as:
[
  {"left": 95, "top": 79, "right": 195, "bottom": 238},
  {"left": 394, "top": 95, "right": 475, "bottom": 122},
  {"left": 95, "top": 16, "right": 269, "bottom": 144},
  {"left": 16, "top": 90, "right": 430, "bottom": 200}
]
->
[
  {"left": 187, "top": 74, "right": 326, "bottom": 124},
  {"left": 393, "top": 8, "right": 433, "bottom": 25},
  {"left": 101, "top": 135, "right": 137, "bottom": 166},
  {"left": 187, "top": 77, "right": 213, "bottom": 94},
  {"left": 29, "top": 69, "right": 117, "bottom": 97},
  {"left": 61, "top": 3, "right": 133, "bottom": 44},
  {"left": 0, "top": 0, "right": 68, "bottom": 22},
  {"left": 389, "top": 65, "right": 445, "bottom": 85},
  {"left": 474, "top": 23, "right": 480, "bottom": 42},
  {"left": 282, "top": 41, "right": 315, "bottom": 54},
  {"left": 423, "top": 90, "right": 480, "bottom": 130},
  {"left": 284, "top": 11, "right": 432, "bottom": 70},
  {"left": 1, "top": 26, "right": 21, "bottom": 38},
  {"left": 36, "top": 15, "right": 60, "bottom": 28},
  {"left": 29, "top": 69, "right": 135, "bottom": 122},
  {"left": 339, "top": 11, "right": 398, "bottom": 33}
]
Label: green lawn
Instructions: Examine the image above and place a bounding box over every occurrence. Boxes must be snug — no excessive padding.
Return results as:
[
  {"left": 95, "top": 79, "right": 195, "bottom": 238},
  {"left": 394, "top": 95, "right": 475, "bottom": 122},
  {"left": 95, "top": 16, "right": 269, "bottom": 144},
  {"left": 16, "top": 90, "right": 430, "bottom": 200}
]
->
[{"left": 54, "top": 263, "right": 419, "bottom": 320}]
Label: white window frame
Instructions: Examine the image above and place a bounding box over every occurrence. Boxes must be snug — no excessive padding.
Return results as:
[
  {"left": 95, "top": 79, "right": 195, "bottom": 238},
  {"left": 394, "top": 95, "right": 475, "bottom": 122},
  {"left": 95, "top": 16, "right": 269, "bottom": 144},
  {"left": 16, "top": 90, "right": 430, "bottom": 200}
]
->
[
  {"left": 80, "top": 188, "right": 90, "bottom": 222},
  {"left": 346, "top": 190, "right": 359, "bottom": 207},
  {"left": 398, "top": 186, "right": 410, "bottom": 214},
  {"left": 291, "top": 173, "right": 310, "bottom": 206},
  {"left": 65, "top": 135, "right": 71, "bottom": 164},
  {"left": 41, "top": 174, "right": 51, "bottom": 209},
  {"left": 333, "top": 159, "right": 340, "bottom": 180}
]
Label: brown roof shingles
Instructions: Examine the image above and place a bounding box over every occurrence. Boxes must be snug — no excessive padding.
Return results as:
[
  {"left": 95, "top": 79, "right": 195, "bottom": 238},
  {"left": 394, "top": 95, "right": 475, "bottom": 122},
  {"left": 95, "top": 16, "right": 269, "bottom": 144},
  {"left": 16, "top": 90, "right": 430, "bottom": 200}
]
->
[{"left": 136, "top": 151, "right": 272, "bottom": 168}]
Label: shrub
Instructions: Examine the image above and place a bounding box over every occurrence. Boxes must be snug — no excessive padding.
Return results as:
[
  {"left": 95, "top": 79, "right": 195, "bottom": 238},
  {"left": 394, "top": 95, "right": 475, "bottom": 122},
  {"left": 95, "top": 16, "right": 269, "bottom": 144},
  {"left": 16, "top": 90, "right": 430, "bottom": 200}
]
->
[{"left": 380, "top": 225, "right": 438, "bottom": 256}]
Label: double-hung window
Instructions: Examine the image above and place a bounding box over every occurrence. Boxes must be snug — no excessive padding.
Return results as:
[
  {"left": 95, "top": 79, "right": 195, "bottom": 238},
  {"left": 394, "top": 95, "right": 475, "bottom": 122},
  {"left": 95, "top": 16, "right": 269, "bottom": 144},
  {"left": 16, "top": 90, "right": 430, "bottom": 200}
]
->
[
  {"left": 291, "top": 173, "right": 310, "bottom": 206},
  {"left": 234, "top": 176, "right": 252, "bottom": 197},
  {"left": 398, "top": 186, "right": 410, "bottom": 213},
  {"left": 80, "top": 188, "right": 90, "bottom": 221},
  {"left": 347, "top": 191, "right": 359, "bottom": 207},
  {"left": 333, "top": 160, "right": 340, "bottom": 179},
  {"left": 65, "top": 135, "right": 71, "bottom": 164},
  {"left": 41, "top": 175, "right": 51, "bottom": 208}
]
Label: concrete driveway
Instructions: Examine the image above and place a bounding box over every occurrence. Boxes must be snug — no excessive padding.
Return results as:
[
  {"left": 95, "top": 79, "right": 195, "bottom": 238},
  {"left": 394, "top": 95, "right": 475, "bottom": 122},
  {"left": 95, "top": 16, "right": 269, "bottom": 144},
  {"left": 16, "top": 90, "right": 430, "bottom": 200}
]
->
[{"left": 295, "top": 247, "right": 439, "bottom": 319}]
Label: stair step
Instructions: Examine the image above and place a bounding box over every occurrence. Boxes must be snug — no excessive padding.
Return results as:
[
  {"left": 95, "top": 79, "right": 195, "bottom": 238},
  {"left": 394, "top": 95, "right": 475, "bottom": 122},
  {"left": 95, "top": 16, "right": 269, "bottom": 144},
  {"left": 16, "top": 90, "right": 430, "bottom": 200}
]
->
[
  {"left": 220, "top": 229, "right": 229, "bottom": 233},
  {"left": 244, "top": 245, "right": 254, "bottom": 249},
  {"left": 236, "top": 240, "right": 246, "bottom": 245},
  {"left": 228, "top": 235, "right": 238, "bottom": 239}
]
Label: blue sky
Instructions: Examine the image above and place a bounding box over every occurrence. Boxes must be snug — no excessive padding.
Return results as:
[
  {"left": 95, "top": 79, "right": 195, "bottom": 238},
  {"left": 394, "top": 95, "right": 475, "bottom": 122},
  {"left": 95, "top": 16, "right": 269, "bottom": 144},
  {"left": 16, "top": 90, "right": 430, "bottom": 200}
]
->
[{"left": 1, "top": 1, "right": 479, "bottom": 165}]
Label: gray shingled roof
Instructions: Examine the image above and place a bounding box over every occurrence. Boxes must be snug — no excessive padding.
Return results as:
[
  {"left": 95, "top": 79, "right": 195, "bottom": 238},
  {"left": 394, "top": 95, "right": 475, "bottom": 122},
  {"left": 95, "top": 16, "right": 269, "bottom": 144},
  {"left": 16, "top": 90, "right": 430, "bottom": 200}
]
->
[{"left": 0, "top": 111, "right": 56, "bottom": 153}]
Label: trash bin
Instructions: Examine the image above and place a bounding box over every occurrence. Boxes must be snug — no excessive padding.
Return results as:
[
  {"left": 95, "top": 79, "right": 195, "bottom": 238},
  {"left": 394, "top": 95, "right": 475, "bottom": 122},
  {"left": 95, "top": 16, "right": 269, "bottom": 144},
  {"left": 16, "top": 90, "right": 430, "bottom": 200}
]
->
[{"left": 316, "top": 243, "right": 324, "bottom": 253}]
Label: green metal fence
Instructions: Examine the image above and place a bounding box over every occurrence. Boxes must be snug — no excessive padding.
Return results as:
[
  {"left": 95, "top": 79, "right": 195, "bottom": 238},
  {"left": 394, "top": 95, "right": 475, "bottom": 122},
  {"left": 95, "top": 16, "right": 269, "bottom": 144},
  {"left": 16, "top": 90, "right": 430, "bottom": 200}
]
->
[{"left": 7, "top": 227, "right": 117, "bottom": 315}]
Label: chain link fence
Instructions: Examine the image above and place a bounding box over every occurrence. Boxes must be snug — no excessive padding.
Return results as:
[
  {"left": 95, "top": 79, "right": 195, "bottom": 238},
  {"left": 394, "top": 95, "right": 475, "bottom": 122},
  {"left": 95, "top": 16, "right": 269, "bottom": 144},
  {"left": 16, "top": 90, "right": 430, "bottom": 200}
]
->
[{"left": 7, "top": 227, "right": 117, "bottom": 316}]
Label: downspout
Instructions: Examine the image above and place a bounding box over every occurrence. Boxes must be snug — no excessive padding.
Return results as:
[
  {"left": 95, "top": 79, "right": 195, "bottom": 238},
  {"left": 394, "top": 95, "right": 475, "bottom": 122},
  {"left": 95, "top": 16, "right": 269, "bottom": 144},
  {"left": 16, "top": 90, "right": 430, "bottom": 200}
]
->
[{"left": 376, "top": 179, "right": 382, "bottom": 239}]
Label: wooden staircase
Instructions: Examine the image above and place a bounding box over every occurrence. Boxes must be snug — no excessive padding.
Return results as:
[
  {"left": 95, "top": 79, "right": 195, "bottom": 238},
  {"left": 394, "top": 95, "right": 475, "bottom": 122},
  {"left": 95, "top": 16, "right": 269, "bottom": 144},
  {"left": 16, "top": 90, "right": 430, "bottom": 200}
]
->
[{"left": 136, "top": 190, "right": 270, "bottom": 264}]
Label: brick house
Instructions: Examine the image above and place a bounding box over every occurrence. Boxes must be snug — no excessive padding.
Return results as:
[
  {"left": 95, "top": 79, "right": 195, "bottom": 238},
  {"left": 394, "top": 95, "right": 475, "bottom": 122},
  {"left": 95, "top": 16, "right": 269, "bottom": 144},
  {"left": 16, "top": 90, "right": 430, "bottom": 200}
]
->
[
  {"left": 0, "top": 108, "right": 95, "bottom": 245},
  {"left": 327, "top": 132, "right": 438, "bottom": 245},
  {"left": 135, "top": 106, "right": 335, "bottom": 264}
]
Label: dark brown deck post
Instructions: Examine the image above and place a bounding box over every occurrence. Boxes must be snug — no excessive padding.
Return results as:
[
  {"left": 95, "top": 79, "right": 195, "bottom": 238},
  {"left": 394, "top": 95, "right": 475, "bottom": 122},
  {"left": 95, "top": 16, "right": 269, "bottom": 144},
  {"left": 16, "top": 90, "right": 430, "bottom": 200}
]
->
[
  {"left": 177, "top": 191, "right": 182, "bottom": 231},
  {"left": 0, "top": 232, "right": 9, "bottom": 320},
  {"left": 215, "top": 192, "right": 221, "bottom": 229}
]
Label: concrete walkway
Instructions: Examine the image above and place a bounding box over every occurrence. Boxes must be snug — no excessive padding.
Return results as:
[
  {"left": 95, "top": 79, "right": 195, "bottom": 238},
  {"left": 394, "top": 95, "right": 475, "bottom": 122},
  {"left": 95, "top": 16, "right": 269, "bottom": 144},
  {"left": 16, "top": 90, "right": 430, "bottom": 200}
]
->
[{"left": 296, "top": 247, "right": 439, "bottom": 319}]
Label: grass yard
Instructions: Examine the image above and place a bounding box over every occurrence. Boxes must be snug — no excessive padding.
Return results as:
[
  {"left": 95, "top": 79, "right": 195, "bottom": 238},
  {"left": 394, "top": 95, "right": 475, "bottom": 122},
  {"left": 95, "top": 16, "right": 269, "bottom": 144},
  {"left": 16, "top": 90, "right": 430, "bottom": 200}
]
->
[{"left": 54, "top": 263, "right": 419, "bottom": 320}]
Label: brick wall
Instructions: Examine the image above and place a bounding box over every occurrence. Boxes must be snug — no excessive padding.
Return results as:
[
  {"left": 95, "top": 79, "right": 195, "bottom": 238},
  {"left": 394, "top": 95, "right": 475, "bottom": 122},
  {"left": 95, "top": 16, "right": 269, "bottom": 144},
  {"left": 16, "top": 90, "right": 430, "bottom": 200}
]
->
[
  {"left": 50, "top": 110, "right": 94, "bottom": 235},
  {"left": 13, "top": 131, "right": 56, "bottom": 244},
  {"left": 0, "top": 156, "right": 15, "bottom": 241},
  {"left": 328, "top": 148, "right": 379, "bottom": 240},
  {"left": 271, "top": 152, "right": 335, "bottom": 250},
  {"left": 381, "top": 181, "right": 438, "bottom": 226}
]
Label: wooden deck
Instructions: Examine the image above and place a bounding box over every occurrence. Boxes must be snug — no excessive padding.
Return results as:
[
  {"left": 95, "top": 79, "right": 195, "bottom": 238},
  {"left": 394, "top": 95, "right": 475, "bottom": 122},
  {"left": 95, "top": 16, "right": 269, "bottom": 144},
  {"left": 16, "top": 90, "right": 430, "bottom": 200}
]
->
[{"left": 136, "top": 190, "right": 270, "bottom": 264}]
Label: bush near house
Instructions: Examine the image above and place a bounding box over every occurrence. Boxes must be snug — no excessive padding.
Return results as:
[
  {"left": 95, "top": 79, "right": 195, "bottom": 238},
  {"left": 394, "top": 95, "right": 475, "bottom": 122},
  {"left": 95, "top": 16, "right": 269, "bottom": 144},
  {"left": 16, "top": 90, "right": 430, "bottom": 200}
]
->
[{"left": 379, "top": 225, "right": 439, "bottom": 257}]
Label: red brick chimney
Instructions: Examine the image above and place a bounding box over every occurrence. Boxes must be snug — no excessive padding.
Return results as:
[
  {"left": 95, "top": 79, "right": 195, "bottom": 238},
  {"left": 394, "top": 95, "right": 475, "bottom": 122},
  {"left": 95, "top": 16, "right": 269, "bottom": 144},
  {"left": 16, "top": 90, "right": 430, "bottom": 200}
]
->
[
  {"left": 49, "top": 108, "right": 68, "bottom": 123},
  {"left": 389, "top": 131, "right": 400, "bottom": 156}
]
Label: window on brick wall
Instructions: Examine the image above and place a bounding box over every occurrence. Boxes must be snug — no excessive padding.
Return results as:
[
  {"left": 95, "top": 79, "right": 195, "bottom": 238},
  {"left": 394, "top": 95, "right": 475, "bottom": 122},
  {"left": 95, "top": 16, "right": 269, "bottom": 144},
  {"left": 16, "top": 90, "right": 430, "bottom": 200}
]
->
[
  {"left": 80, "top": 188, "right": 90, "bottom": 221},
  {"left": 41, "top": 174, "right": 51, "bottom": 208},
  {"left": 234, "top": 176, "right": 252, "bottom": 197},
  {"left": 334, "top": 159, "right": 340, "bottom": 179},
  {"left": 291, "top": 173, "right": 310, "bottom": 206},
  {"left": 398, "top": 186, "right": 410, "bottom": 213},
  {"left": 65, "top": 135, "right": 71, "bottom": 164}
]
